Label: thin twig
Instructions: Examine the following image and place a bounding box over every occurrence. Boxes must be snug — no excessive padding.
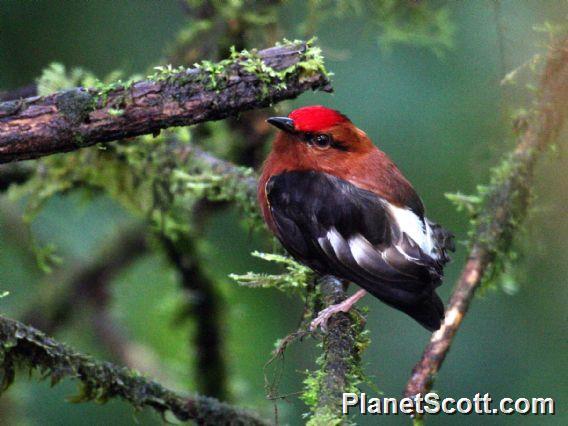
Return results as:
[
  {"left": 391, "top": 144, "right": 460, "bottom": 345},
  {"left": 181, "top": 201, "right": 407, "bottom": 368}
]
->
[
  {"left": 404, "top": 36, "right": 568, "bottom": 401},
  {"left": 0, "top": 41, "right": 331, "bottom": 164},
  {"left": 0, "top": 315, "right": 269, "bottom": 425}
]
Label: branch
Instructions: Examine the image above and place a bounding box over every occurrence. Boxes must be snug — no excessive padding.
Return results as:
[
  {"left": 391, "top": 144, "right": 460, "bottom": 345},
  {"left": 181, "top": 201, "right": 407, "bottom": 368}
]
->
[
  {"left": 0, "top": 315, "right": 269, "bottom": 425},
  {"left": 305, "top": 276, "right": 367, "bottom": 424},
  {"left": 0, "top": 41, "right": 331, "bottom": 164},
  {"left": 162, "top": 235, "right": 228, "bottom": 401},
  {"left": 174, "top": 141, "right": 258, "bottom": 201},
  {"left": 405, "top": 36, "right": 568, "bottom": 401},
  {"left": 0, "top": 84, "right": 37, "bottom": 102}
]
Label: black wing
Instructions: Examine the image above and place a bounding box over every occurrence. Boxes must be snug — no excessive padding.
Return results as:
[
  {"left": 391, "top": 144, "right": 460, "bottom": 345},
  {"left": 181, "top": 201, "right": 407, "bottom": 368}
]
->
[{"left": 266, "top": 170, "right": 450, "bottom": 331}]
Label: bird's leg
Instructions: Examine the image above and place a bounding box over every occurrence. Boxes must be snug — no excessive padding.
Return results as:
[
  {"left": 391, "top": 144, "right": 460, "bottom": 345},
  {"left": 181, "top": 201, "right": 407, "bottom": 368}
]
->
[{"left": 310, "top": 289, "right": 367, "bottom": 332}]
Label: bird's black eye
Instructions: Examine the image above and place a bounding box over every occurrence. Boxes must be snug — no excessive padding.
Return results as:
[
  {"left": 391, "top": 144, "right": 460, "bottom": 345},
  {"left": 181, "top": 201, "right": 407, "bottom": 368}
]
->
[{"left": 313, "top": 134, "right": 331, "bottom": 149}]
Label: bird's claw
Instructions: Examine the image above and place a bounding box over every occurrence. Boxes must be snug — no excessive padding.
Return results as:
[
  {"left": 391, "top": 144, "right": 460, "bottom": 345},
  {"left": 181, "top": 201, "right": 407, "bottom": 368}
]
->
[
  {"left": 309, "top": 304, "right": 348, "bottom": 332},
  {"left": 309, "top": 289, "right": 367, "bottom": 332}
]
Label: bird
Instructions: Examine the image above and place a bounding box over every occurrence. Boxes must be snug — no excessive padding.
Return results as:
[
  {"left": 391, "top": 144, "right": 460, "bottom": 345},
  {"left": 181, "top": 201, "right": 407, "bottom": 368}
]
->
[{"left": 258, "top": 105, "right": 454, "bottom": 332}]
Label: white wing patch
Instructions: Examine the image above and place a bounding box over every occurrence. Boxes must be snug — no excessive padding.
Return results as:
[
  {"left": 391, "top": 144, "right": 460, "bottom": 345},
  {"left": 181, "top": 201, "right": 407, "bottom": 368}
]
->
[
  {"left": 326, "top": 228, "right": 345, "bottom": 257},
  {"left": 319, "top": 228, "right": 385, "bottom": 275},
  {"left": 348, "top": 235, "right": 383, "bottom": 269},
  {"left": 386, "top": 203, "right": 438, "bottom": 259},
  {"left": 323, "top": 227, "right": 354, "bottom": 266},
  {"left": 316, "top": 203, "right": 440, "bottom": 275}
]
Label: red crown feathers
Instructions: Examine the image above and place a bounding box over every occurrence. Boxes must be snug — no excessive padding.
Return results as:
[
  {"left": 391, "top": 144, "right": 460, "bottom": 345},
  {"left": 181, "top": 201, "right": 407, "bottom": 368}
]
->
[{"left": 289, "top": 105, "right": 350, "bottom": 132}]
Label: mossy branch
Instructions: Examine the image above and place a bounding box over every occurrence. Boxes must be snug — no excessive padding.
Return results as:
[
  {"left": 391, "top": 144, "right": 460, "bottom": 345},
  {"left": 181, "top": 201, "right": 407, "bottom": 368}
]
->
[
  {"left": 231, "top": 255, "right": 369, "bottom": 424},
  {"left": 0, "top": 315, "right": 269, "bottom": 425},
  {"left": 172, "top": 141, "right": 259, "bottom": 213},
  {"left": 404, "top": 35, "right": 568, "bottom": 405},
  {"left": 0, "top": 40, "right": 331, "bottom": 164},
  {"left": 302, "top": 276, "right": 368, "bottom": 426}
]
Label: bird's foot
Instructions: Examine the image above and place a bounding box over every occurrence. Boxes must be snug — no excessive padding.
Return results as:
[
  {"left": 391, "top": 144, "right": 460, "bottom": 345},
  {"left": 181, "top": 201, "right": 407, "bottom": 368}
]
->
[{"left": 309, "top": 289, "right": 367, "bottom": 332}]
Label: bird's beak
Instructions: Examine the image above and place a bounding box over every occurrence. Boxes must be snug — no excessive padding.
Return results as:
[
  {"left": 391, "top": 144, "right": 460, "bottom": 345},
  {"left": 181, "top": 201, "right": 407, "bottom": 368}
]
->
[{"left": 267, "top": 117, "right": 295, "bottom": 133}]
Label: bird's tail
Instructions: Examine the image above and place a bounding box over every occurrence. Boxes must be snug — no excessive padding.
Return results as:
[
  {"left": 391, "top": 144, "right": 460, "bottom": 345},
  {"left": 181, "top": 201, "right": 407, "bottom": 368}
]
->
[
  {"left": 400, "top": 292, "right": 445, "bottom": 331},
  {"left": 427, "top": 219, "right": 455, "bottom": 265}
]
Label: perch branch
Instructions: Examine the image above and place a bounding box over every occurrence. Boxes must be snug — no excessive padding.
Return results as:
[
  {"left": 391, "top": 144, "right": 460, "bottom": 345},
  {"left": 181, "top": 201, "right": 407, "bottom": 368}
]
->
[
  {"left": 308, "top": 276, "right": 366, "bottom": 422},
  {"left": 0, "top": 315, "right": 269, "bottom": 425},
  {"left": 405, "top": 36, "right": 568, "bottom": 401},
  {"left": 0, "top": 41, "right": 331, "bottom": 163}
]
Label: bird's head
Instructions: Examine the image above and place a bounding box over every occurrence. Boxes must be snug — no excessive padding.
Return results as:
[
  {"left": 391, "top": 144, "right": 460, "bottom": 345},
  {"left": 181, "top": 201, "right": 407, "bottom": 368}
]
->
[{"left": 266, "top": 106, "right": 374, "bottom": 157}]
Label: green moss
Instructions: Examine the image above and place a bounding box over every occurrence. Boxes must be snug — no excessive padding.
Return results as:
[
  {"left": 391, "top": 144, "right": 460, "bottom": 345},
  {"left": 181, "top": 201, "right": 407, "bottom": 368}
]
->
[
  {"left": 264, "top": 38, "right": 331, "bottom": 92},
  {"left": 446, "top": 146, "right": 537, "bottom": 292},
  {"left": 35, "top": 62, "right": 140, "bottom": 113},
  {"left": 169, "top": 157, "right": 260, "bottom": 227},
  {"left": 55, "top": 89, "right": 95, "bottom": 124},
  {"left": 36, "top": 63, "right": 98, "bottom": 96},
  {"left": 306, "top": 408, "right": 345, "bottom": 426},
  {"left": 301, "top": 306, "right": 369, "bottom": 425},
  {"left": 151, "top": 39, "right": 330, "bottom": 98},
  {"left": 91, "top": 79, "right": 132, "bottom": 109},
  {"left": 229, "top": 251, "right": 314, "bottom": 295},
  {"left": 147, "top": 64, "right": 188, "bottom": 82},
  {"left": 0, "top": 316, "right": 267, "bottom": 424},
  {"left": 107, "top": 107, "right": 124, "bottom": 117},
  {"left": 289, "top": 38, "right": 330, "bottom": 80}
]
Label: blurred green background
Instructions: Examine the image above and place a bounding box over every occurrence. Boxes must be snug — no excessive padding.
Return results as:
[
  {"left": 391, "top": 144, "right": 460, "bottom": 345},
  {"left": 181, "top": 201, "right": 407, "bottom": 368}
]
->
[{"left": 0, "top": 1, "right": 566, "bottom": 425}]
